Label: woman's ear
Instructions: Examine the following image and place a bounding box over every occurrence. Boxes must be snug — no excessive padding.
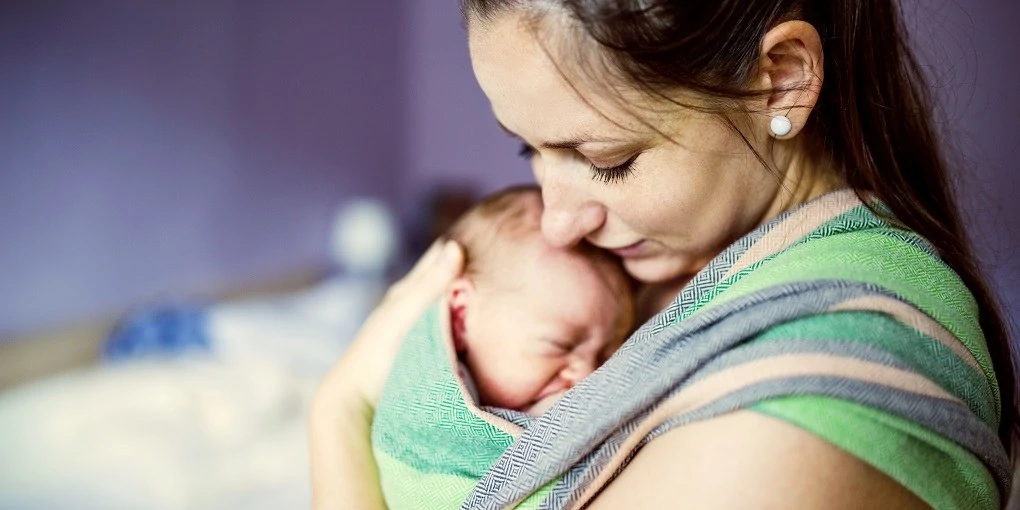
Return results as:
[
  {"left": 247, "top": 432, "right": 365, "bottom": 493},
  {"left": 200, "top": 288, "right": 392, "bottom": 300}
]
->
[
  {"left": 449, "top": 276, "right": 474, "bottom": 353},
  {"left": 756, "top": 20, "right": 824, "bottom": 139}
]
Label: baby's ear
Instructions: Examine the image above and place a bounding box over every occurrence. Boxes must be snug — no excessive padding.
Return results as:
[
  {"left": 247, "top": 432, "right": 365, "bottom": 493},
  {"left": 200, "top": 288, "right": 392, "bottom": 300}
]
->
[
  {"left": 448, "top": 276, "right": 474, "bottom": 309},
  {"left": 448, "top": 277, "right": 474, "bottom": 353}
]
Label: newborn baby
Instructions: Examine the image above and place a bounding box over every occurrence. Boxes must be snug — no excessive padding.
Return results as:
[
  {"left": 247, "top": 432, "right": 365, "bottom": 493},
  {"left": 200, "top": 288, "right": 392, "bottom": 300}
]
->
[
  {"left": 443, "top": 185, "right": 635, "bottom": 414},
  {"left": 370, "top": 185, "right": 635, "bottom": 509}
]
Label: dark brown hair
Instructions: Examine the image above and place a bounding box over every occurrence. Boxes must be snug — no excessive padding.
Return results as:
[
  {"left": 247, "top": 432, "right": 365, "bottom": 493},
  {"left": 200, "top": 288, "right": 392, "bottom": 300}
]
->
[{"left": 462, "top": 0, "right": 1018, "bottom": 460}]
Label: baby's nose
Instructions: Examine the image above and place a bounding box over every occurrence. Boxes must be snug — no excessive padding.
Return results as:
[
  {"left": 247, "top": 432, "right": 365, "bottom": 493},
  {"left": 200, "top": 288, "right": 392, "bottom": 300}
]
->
[{"left": 561, "top": 356, "right": 597, "bottom": 383}]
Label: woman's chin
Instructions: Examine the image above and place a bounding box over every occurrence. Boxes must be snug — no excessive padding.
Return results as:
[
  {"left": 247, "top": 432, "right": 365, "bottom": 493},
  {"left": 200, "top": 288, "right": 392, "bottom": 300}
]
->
[{"left": 622, "top": 256, "right": 691, "bottom": 284}]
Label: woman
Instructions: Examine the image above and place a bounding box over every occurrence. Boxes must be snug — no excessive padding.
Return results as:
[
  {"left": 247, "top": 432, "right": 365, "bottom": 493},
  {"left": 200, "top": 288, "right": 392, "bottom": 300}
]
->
[{"left": 310, "top": 1, "right": 1016, "bottom": 508}]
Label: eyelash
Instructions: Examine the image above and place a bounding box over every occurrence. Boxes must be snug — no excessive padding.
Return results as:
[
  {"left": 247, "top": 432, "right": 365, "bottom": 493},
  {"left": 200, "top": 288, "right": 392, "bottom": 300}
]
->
[
  {"left": 547, "top": 338, "right": 576, "bottom": 356},
  {"left": 517, "top": 142, "right": 637, "bottom": 184}
]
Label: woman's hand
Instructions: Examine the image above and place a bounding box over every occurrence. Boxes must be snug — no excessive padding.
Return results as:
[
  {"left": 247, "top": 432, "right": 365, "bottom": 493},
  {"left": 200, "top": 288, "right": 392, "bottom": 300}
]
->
[
  {"left": 309, "top": 239, "right": 464, "bottom": 510},
  {"left": 325, "top": 238, "right": 464, "bottom": 407}
]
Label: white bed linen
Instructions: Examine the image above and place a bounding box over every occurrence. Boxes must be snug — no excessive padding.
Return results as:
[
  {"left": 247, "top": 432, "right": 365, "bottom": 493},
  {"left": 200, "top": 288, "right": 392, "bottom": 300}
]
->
[{"left": 0, "top": 357, "right": 318, "bottom": 510}]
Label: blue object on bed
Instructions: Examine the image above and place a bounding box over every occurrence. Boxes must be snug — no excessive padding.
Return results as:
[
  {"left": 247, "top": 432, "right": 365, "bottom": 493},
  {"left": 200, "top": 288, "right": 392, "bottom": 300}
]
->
[{"left": 103, "top": 304, "right": 210, "bottom": 360}]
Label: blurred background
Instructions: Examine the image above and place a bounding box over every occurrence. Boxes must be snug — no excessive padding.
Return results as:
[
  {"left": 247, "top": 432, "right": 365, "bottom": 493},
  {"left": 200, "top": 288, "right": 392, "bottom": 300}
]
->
[{"left": 0, "top": 1, "right": 1016, "bottom": 509}]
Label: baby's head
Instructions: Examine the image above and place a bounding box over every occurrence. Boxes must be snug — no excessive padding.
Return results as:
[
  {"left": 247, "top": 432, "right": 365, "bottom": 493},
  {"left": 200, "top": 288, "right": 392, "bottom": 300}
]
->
[{"left": 445, "top": 185, "right": 635, "bottom": 414}]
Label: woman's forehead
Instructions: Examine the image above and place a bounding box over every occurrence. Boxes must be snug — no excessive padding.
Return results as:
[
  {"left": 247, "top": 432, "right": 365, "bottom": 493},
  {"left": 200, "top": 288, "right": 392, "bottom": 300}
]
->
[{"left": 468, "top": 12, "right": 661, "bottom": 144}]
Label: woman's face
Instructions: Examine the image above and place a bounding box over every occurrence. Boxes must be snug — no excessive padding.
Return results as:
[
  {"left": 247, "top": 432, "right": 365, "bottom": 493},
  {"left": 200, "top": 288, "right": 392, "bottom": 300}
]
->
[{"left": 468, "top": 13, "right": 796, "bottom": 284}]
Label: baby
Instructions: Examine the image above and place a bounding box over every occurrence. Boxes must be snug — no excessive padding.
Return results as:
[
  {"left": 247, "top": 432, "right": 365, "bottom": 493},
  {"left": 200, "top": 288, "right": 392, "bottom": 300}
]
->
[
  {"left": 441, "top": 185, "right": 635, "bottom": 414},
  {"left": 368, "top": 185, "right": 635, "bottom": 509}
]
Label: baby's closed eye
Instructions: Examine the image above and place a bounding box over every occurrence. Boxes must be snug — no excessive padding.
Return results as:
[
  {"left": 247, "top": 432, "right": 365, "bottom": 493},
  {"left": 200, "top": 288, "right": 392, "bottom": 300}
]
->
[{"left": 540, "top": 337, "right": 573, "bottom": 356}]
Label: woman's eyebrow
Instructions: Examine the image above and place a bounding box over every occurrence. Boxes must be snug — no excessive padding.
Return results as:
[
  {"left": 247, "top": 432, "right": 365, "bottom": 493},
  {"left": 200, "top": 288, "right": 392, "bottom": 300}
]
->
[{"left": 496, "top": 121, "right": 616, "bottom": 150}]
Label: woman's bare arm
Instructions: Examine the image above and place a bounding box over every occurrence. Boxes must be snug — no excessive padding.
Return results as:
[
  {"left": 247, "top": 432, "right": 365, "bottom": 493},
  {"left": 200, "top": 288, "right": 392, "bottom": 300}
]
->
[
  {"left": 590, "top": 410, "right": 931, "bottom": 509},
  {"left": 309, "top": 240, "right": 464, "bottom": 510},
  {"left": 308, "top": 369, "right": 386, "bottom": 510}
]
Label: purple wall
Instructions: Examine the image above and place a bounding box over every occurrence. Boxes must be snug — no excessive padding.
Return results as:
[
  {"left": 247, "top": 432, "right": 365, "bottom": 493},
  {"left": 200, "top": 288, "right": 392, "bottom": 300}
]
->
[
  {"left": 900, "top": 0, "right": 1020, "bottom": 332},
  {"left": 399, "top": 0, "right": 530, "bottom": 210},
  {"left": 1, "top": 0, "right": 1016, "bottom": 338},
  {"left": 0, "top": 1, "right": 404, "bottom": 337},
  {"left": 402, "top": 0, "right": 1020, "bottom": 330}
]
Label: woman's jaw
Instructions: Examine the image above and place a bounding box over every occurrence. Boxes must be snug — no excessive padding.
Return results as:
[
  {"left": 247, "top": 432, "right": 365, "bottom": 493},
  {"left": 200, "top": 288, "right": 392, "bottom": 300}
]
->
[{"left": 583, "top": 235, "right": 701, "bottom": 284}]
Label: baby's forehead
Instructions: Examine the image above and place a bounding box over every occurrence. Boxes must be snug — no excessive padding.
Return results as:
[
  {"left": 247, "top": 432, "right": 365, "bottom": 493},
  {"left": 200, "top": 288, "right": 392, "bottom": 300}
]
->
[
  {"left": 457, "top": 195, "right": 543, "bottom": 256},
  {"left": 501, "top": 241, "right": 621, "bottom": 298}
]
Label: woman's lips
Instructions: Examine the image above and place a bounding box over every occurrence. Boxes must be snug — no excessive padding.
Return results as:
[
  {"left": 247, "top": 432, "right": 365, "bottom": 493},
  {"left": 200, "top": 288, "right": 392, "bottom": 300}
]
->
[{"left": 607, "top": 240, "right": 645, "bottom": 258}]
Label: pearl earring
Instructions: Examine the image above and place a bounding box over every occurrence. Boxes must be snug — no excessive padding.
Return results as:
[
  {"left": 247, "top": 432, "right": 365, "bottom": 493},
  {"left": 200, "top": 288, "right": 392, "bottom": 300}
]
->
[{"left": 770, "top": 115, "right": 792, "bottom": 137}]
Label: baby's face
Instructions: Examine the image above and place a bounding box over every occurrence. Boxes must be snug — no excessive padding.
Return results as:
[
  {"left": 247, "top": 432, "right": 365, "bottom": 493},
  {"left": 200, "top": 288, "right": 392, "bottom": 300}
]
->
[{"left": 458, "top": 240, "right": 633, "bottom": 414}]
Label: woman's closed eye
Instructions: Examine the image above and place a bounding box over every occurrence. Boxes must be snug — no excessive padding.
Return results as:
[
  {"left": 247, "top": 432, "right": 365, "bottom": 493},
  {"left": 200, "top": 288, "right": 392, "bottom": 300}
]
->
[
  {"left": 517, "top": 142, "right": 638, "bottom": 184},
  {"left": 589, "top": 157, "right": 637, "bottom": 184}
]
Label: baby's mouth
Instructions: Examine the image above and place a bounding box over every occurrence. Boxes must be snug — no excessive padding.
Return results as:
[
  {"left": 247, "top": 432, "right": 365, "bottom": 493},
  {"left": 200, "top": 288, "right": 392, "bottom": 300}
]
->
[
  {"left": 524, "top": 390, "right": 568, "bottom": 416},
  {"left": 534, "top": 376, "right": 573, "bottom": 401},
  {"left": 523, "top": 377, "right": 574, "bottom": 414}
]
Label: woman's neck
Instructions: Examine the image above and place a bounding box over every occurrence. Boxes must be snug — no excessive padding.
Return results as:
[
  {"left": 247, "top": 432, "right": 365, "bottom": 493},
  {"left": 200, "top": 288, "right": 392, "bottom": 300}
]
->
[
  {"left": 759, "top": 136, "right": 845, "bottom": 224},
  {"left": 634, "top": 141, "right": 844, "bottom": 324}
]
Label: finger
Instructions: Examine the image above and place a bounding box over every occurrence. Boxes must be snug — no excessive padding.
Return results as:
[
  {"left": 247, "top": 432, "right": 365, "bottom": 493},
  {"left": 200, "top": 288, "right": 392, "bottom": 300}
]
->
[
  {"left": 387, "top": 239, "right": 446, "bottom": 297},
  {"left": 397, "top": 237, "right": 451, "bottom": 285},
  {"left": 397, "top": 240, "right": 464, "bottom": 307},
  {"left": 438, "top": 240, "right": 464, "bottom": 281},
  {"left": 334, "top": 240, "right": 464, "bottom": 407},
  {"left": 405, "top": 238, "right": 448, "bottom": 281},
  {"left": 392, "top": 239, "right": 464, "bottom": 299}
]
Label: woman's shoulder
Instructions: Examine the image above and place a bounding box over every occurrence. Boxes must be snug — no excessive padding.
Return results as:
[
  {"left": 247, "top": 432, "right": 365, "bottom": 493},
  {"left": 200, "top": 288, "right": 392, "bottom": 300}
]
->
[
  {"left": 716, "top": 216, "right": 1002, "bottom": 432},
  {"left": 646, "top": 204, "right": 1006, "bottom": 509},
  {"left": 616, "top": 196, "right": 1004, "bottom": 509},
  {"left": 589, "top": 409, "right": 933, "bottom": 510},
  {"left": 730, "top": 239, "right": 1001, "bottom": 431}
]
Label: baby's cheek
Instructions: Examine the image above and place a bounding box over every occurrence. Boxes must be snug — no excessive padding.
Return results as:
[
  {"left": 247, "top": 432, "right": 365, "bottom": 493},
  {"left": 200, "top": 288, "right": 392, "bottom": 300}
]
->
[{"left": 473, "top": 361, "right": 551, "bottom": 410}]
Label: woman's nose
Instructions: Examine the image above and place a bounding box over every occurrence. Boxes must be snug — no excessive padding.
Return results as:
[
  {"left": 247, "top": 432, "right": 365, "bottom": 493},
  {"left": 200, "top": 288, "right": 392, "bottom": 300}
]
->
[{"left": 539, "top": 171, "right": 605, "bottom": 248}]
